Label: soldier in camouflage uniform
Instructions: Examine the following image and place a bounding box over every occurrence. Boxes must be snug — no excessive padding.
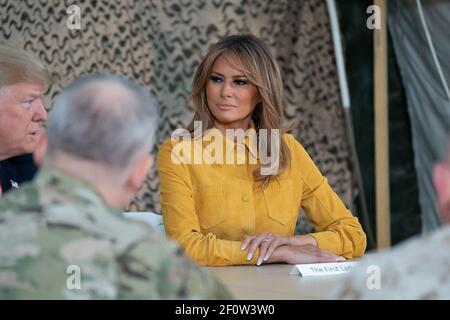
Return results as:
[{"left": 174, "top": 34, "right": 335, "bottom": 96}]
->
[
  {"left": 330, "top": 140, "right": 450, "bottom": 300},
  {"left": 0, "top": 74, "right": 231, "bottom": 299}
]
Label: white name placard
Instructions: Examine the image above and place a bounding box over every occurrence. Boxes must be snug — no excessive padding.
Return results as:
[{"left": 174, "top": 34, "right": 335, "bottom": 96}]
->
[{"left": 290, "top": 261, "right": 360, "bottom": 277}]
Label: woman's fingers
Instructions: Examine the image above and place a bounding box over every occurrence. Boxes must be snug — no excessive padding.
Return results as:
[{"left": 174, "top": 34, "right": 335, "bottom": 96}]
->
[
  {"left": 263, "top": 239, "right": 281, "bottom": 262},
  {"left": 281, "top": 244, "right": 347, "bottom": 264},
  {"left": 246, "top": 234, "right": 270, "bottom": 261},
  {"left": 246, "top": 238, "right": 262, "bottom": 261},
  {"left": 317, "top": 249, "right": 346, "bottom": 263},
  {"left": 256, "top": 240, "right": 271, "bottom": 265},
  {"left": 242, "top": 233, "right": 290, "bottom": 264},
  {"left": 241, "top": 235, "right": 255, "bottom": 251},
  {"left": 263, "top": 236, "right": 291, "bottom": 261},
  {"left": 323, "top": 252, "right": 345, "bottom": 262}
]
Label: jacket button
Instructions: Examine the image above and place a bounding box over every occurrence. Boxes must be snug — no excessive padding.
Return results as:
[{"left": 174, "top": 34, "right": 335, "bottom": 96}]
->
[{"left": 242, "top": 194, "right": 249, "bottom": 202}]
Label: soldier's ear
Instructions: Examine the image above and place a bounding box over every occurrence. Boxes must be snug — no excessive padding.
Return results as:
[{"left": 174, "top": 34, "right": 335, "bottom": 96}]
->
[
  {"left": 434, "top": 163, "right": 449, "bottom": 196},
  {"left": 126, "top": 153, "right": 153, "bottom": 192},
  {"left": 33, "top": 130, "right": 47, "bottom": 167},
  {"left": 433, "top": 162, "right": 450, "bottom": 224}
]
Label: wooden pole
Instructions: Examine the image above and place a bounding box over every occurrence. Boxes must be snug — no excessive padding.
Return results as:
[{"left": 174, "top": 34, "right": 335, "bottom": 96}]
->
[{"left": 374, "top": 0, "right": 390, "bottom": 249}]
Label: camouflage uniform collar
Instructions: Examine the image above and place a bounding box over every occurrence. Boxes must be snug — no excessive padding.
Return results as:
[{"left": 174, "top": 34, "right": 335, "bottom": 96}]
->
[
  {"left": 34, "top": 168, "right": 150, "bottom": 251},
  {"left": 34, "top": 168, "right": 113, "bottom": 211}
]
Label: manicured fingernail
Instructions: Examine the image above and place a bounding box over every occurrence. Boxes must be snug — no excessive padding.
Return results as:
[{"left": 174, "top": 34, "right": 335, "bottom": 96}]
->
[
  {"left": 263, "top": 255, "right": 269, "bottom": 261},
  {"left": 338, "top": 256, "right": 346, "bottom": 261},
  {"left": 257, "top": 259, "right": 262, "bottom": 266},
  {"left": 246, "top": 253, "right": 252, "bottom": 260},
  {"left": 241, "top": 244, "right": 245, "bottom": 250}
]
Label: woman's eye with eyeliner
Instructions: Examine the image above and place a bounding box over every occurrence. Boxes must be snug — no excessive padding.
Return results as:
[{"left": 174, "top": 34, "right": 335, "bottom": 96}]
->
[
  {"left": 210, "top": 76, "right": 223, "bottom": 83},
  {"left": 234, "top": 79, "right": 248, "bottom": 85}
]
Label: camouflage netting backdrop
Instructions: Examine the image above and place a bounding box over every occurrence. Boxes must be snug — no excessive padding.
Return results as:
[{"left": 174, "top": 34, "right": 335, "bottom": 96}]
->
[{"left": 0, "top": 0, "right": 356, "bottom": 234}]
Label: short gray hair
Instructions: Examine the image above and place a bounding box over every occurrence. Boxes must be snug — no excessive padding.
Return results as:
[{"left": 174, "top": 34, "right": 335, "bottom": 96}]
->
[{"left": 47, "top": 74, "right": 158, "bottom": 168}]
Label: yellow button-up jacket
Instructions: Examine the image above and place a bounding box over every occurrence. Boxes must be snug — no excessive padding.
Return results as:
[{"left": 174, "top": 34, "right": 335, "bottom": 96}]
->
[{"left": 157, "top": 130, "right": 366, "bottom": 266}]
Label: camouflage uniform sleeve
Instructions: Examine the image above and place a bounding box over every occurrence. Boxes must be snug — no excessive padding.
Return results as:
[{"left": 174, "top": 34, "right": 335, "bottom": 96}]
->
[{"left": 117, "top": 237, "right": 233, "bottom": 300}]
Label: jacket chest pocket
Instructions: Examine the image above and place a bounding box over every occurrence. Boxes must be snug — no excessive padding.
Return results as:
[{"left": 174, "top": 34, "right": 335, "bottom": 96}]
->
[
  {"left": 263, "top": 179, "right": 301, "bottom": 225},
  {"left": 194, "top": 184, "right": 225, "bottom": 229}
]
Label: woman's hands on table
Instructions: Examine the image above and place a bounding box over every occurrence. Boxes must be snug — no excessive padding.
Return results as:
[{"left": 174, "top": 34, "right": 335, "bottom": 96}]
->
[{"left": 241, "top": 233, "right": 345, "bottom": 265}]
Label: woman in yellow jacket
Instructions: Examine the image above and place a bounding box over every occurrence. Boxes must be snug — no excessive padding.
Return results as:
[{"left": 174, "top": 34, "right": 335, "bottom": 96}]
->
[{"left": 157, "top": 34, "right": 367, "bottom": 267}]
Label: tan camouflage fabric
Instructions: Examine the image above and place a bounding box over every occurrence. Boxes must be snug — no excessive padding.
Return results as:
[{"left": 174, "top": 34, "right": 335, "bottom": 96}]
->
[
  {"left": 329, "top": 225, "right": 450, "bottom": 299},
  {"left": 0, "top": 169, "right": 231, "bottom": 300}
]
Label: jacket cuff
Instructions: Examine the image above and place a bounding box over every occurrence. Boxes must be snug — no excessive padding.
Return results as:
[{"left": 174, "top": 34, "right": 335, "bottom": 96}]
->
[
  {"left": 230, "top": 241, "right": 259, "bottom": 265},
  {"left": 307, "top": 231, "right": 346, "bottom": 257}
]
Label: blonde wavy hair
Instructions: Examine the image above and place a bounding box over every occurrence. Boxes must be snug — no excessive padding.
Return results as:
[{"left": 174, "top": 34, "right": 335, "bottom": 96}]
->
[{"left": 189, "top": 34, "right": 291, "bottom": 188}]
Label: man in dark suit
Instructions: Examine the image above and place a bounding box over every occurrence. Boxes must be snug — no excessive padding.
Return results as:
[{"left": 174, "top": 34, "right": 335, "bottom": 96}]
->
[
  {"left": 0, "top": 42, "right": 49, "bottom": 195},
  {"left": 0, "top": 154, "right": 38, "bottom": 194}
]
